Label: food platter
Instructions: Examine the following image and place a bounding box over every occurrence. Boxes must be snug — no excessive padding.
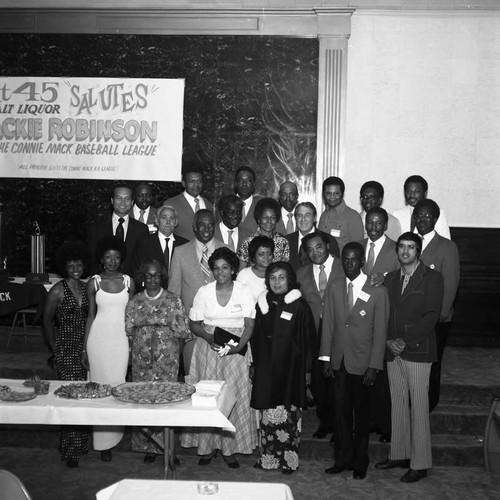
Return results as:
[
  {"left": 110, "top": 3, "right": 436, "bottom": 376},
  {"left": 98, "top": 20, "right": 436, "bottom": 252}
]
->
[
  {"left": 112, "top": 381, "right": 196, "bottom": 404},
  {"left": 54, "top": 382, "right": 112, "bottom": 399},
  {"left": 0, "top": 386, "right": 37, "bottom": 402}
]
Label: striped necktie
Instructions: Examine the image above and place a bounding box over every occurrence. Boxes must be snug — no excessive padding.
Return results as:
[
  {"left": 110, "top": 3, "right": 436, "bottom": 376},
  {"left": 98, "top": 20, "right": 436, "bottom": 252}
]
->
[
  {"left": 200, "top": 245, "right": 211, "bottom": 283},
  {"left": 194, "top": 197, "right": 200, "bottom": 213}
]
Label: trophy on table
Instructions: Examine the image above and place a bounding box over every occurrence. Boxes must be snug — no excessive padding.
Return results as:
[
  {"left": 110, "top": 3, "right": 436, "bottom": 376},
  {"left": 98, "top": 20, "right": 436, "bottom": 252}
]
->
[{"left": 25, "top": 221, "right": 49, "bottom": 284}]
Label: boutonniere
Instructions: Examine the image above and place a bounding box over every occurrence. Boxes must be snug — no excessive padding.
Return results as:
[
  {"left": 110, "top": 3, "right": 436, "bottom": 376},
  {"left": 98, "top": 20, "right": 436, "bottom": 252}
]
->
[{"left": 359, "top": 310, "right": 366, "bottom": 317}]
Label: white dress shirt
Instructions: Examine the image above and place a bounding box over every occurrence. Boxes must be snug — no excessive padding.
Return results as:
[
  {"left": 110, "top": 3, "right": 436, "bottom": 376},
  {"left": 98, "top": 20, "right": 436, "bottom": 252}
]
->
[
  {"left": 281, "top": 207, "right": 296, "bottom": 233},
  {"left": 313, "top": 254, "right": 335, "bottom": 291},
  {"left": 365, "top": 234, "right": 387, "bottom": 264},
  {"left": 183, "top": 191, "right": 206, "bottom": 212},
  {"left": 218, "top": 222, "right": 239, "bottom": 249},
  {"left": 112, "top": 213, "right": 130, "bottom": 239},
  {"left": 419, "top": 230, "right": 436, "bottom": 252}
]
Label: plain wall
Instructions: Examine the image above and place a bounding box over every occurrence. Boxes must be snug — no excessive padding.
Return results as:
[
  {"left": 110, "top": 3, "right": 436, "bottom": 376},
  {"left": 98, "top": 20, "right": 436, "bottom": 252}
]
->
[{"left": 342, "top": 11, "right": 500, "bottom": 228}]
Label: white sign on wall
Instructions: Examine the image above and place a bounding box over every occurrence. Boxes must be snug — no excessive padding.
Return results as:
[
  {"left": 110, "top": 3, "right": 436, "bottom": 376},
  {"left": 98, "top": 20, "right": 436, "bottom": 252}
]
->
[{"left": 0, "top": 77, "right": 184, "bottom": 181}]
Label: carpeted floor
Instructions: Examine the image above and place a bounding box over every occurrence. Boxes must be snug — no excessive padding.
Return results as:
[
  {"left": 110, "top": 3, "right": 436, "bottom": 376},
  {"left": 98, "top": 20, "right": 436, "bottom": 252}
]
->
[{"left": 2, "top": 446, "right": 500, "bottom": 500}]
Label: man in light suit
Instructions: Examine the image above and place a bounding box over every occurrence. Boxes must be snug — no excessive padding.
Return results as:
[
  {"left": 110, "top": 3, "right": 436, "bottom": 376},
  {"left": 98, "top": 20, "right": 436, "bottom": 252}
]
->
[
  {"left": 166, "top": 166, "right": 213, "bottom": 240},
  {"left": 275, "top": 181, "right": 299, "bottom": 235},
  {"left": 297, "top": 231, "right": 343, "bottom": 439},
  {"left": 168, "top": 209, "right": 226, "bottom": 373},
  {"left": 320, "top": 242, "right": 389, "bottom": 480},
  {"left": 361, "top": 207, "right": 400, "bottom": 442},
  {"left": 286, "top": 202, "right": 340, "bottom": 271},
  {"left": 234, "top": 166, "right": 262, "bottom": 234},
  {"left": 413, "top": 199, "right": 460, "bottom": 411},
  {"left": 133, "top": 205, "right": 189, "bottom": 288},
  {"left": 359, "top": 181, "right": 401, "bottom": 242},
  {"left": 214, "top": 194, "right": 252, "bottom": 253},
  {"left": 130, "top": 182, "right": 157, "bottom": 233},
  {"left": 376, "top": 232, "right": 443, "bottom": 483},
  {"left": 393, "top": 175, "right": 451, "bottom": 239},
  {"left": 87, "top": 185, "right": 149, "bottom": 276}
]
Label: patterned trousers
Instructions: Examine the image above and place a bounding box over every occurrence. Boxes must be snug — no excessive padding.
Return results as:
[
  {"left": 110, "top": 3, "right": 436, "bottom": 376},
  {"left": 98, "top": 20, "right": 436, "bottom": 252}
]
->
[{"left": 387, "top": 357, "right": 432, "bottom": 470}]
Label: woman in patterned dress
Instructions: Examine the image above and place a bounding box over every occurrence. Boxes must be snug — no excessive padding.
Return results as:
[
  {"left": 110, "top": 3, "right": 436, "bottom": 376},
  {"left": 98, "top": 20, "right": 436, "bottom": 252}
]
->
[
  {"left": 43, "top": 242, "right": 90, "bottom": 468},
  {"left": 237, "top": 198, "right": 289, "bottom": 268},
  {"left": 82, "top": 236, "right": 135, "bottom": 462},
  {"left": 251, "top": 261, "right": 315, "bottom": 474},
  {"left": 180, "top": 247, "right": 257, "bottom": 468},
  {"left": 125, "top": 259, "right": 192, "bottom": 463}
]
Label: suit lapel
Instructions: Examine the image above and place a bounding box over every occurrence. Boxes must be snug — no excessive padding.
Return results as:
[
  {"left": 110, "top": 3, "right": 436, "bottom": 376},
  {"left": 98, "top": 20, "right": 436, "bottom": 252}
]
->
[{"left": 400, "top": 263, "right": 425, "bottom": 302}]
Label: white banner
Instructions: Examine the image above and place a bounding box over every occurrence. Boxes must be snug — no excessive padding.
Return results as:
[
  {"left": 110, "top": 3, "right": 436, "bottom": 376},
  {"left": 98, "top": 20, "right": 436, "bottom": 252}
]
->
[{"left": 0, "top": 77, "right": 184, "bottom": 181}]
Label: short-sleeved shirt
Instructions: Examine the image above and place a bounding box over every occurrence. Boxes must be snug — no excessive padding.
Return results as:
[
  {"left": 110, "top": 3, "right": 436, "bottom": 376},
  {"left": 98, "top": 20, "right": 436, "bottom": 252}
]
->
[{"left": 189, "top": 281, "right": 256, "bottom": 329}]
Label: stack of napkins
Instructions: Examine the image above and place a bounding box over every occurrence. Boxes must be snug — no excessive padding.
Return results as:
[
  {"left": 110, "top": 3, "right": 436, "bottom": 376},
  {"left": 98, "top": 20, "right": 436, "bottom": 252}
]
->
[{"left": 192, "top": 380, "right": 225, "bottom": 407}]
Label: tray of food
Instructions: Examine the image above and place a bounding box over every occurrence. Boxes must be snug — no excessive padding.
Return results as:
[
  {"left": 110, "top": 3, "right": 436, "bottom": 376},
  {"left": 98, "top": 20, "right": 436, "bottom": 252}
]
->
[
  {"left": 54, "top": 381, "right": 112, "bottom": 399},
  {"left": 24, "top": 375, "right": 50, "bottom": 395},
  {"left": 112, "top": 381, "right": 196, "bottom": 404},
  {"left": 0, "top": 385, "right": 37, "bottom": 402}
]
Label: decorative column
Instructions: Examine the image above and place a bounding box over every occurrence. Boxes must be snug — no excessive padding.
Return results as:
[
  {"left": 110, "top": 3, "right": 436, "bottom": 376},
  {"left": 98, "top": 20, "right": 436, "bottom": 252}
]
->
[{"left": 314, "top": 10, "right": 352, "bottom": 211}]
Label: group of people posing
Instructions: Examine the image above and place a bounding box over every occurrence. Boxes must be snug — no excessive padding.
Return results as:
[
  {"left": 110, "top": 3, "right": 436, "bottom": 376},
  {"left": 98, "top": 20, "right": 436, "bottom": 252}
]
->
[{"left": 43, "top": 166, "right": 459, "bottom": 485}]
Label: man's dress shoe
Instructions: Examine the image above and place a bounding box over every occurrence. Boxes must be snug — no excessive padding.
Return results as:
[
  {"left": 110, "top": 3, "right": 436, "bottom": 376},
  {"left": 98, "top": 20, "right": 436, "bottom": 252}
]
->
[
  {"left": 400, "top": 468, "right": 427, "bottom": 483},
  {"left": 353, "top": 469, "right": 367, "bottom": 480},
  {"left": 375, "top": 458, "right": 410, "bottom": 470},
  {"left": 325, "top": 464, "right": 352, "bottom": 474}
]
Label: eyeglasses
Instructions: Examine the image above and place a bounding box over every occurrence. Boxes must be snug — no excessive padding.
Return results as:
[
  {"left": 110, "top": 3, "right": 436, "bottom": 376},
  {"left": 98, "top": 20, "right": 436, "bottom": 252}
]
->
[
  {"left": 144, "top": 273, "right": 161, "bottom": 280},
  {"left": 361, "top": 194, "right": 379, "bottom": 201}
]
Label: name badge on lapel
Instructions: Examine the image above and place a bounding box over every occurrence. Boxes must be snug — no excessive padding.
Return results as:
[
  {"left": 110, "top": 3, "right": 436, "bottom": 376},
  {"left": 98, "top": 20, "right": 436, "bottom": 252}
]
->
[
  {"left": 358, "top": 291, "right": 370, "bottom": 302},
  {"left": 330, "top": 229, "right": 341, "bottom": 238},
  {"left": 231, "top": 304, "right": 242, "bottom": 313},
  {"left": 280, "top": 311, "right": 293, "bottom": 321}
]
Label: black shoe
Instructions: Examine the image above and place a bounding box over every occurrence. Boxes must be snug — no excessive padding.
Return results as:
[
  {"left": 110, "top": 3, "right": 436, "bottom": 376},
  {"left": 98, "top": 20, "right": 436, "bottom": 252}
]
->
[
  {"left": 253, "top": 462, "right": 263, "bottom": 469},
  {"left": 325, "top": 464, "right": 352, "bottom": 474},
  {"left": 379, "top": 433, "right": 391, "bottom": 443},
  {"left": 100, "top": 450, "right": 112, "bottom": 462},
  {"left": 198, "top": 451, "right": 217, "bottom": 466},
  {"left": 223, "top": 455, "right": 239, "bottom": 469},
  {"left": 375, "top": 458, "right": 410, "bottom": 470},
  {"left": 313, "top": 427, "right": 329, "bottom": 439},
  {"left": 144, "top": 453, "right": 156, "bottom": 464},
  {"left": 282, "top": 469, "right": 294, "bottom": 475},
  {"left": 400, "top": 468, "right": 427, "bottom": 483},
  {"left": 353, "top": 469, "right": 367, "bottom": 480},
  {"left": 66, "top": 459, "right": 79, "bottom": 468}
]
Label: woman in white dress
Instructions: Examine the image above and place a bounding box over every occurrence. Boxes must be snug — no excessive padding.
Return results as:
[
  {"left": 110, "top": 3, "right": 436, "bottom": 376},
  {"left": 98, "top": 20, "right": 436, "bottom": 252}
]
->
[
  {"left": 82, "top": 236, "right": 135, "bottom": 462},
  {"left": 236, "top": 235, "right": 274, "bottom": 303}
]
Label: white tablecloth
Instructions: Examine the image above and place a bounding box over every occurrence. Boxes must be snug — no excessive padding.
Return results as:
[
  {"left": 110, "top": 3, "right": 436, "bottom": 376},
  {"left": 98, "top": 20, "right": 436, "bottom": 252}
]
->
[
  {"left": 0, "top": 379, "right": 236, "bottom": 431},
  {"left": 96, "top": 480, "right": 294, "bottom": 500}
]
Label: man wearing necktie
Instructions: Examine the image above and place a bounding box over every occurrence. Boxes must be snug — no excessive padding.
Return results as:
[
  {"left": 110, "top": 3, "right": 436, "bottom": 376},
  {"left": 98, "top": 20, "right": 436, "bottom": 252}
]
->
[
  {"left": 87, "top": 185, "right": 148, "bottom": 276},
  {"left": 132, "top": 205, "right": 189, "bottom": 289},
  {"left": 214, "top": 194, "right": 252, "bottom": 255},
  {"left": 412, "top": 199, "right": 459, "bottom": 412},
  {"left": 166, "top": 166, "right": 213, "bottom": 241},
  {"left": 168, "top": 210, "right": 227, "bottom": 374},
  {"left": 361, "top": 207, "right": 399, "bottom": 443},
  {"left": 297, "top": 231, "right": 343, "bottom": 440},
  {"left": 130, "top": 182, "right": 157, "bottom": 233},
  {"left": 234, "top": 166, "right": 263, "bottom": 234},
  {"left": 320, "top": 242, "right": 389, "bottom": 480},
  {"left": 276, "top": 181, "right": 299, "bottom": 235}
]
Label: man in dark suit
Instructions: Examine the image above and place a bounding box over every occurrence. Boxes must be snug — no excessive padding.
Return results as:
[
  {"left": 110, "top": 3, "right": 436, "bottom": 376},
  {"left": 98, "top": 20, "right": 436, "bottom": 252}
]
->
[
  {"left": 166, "top": 166, "right": 213, "bottom": 241},
  {"left": 413, "top": 199, "right": 460, "bottom": 411},
  {"left": 320, "top": 242, "right": 389, "bottom": 480},
  {"left": 87, "top": 185, "right": 149, "bottom": 276},
  {"left": 286, "top": 202, "right": 340, "bottom": 270},
  {"left": 297, "top": 231, "right": 343, "bottom": 439},
  {"left": 362, "top": 207, "right": 400, "bottom": 441},
  {"left": 168, "top": 209, "right": 226, "bottom": 373},
  {"left": 130, "top": 182, "right": 157, "bottom": 233},
  {"left": 275, "top": 181, "right": 299, "bottom": 235},
  {"left": 234, "top": 166, "right": 262, "bottom": 234},
  {"left": 376, "top": 232, "right": 443, "bottom": 483},
  {"left": 214, "top": 194, "right": 252, "bottom": 253},
  {"left": 133, "top": 204, "right": 189, "bottom": 288}
]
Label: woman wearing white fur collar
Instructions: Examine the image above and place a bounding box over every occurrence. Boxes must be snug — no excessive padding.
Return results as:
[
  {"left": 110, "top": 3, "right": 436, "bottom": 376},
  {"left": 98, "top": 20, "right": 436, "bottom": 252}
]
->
[{"left": 251, "top": 261, "right": 315, "bottom": 474}]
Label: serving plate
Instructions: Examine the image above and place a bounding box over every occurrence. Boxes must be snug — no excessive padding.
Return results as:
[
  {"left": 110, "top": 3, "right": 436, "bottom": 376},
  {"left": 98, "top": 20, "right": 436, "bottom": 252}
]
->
[
  {"left": 112, "top": 381, "right": 196, "bottom": 404},
  {"left": 54, "top": 382, "right": 112, "bottom": 399}
]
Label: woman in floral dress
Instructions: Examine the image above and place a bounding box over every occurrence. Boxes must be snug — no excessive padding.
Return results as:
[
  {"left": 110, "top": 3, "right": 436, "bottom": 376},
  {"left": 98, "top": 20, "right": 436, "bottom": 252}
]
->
[
  {"left": 125, "top": 259, "right": 191, "bottom": 462},
  {"left": 251, "top": 261, "right": 315, "bottom": 474}
]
